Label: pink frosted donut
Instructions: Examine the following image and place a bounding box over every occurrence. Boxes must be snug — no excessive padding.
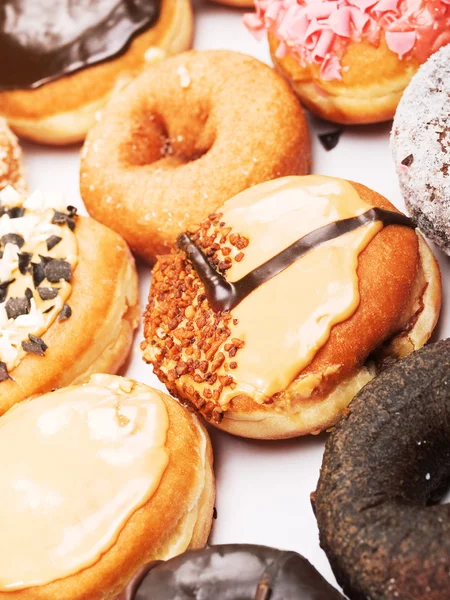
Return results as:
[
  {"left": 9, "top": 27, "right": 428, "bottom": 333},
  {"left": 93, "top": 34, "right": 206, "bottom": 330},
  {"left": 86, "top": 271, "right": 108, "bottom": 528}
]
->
[{"left": 245, "top": 0, "right": 450, "bottom": 124}]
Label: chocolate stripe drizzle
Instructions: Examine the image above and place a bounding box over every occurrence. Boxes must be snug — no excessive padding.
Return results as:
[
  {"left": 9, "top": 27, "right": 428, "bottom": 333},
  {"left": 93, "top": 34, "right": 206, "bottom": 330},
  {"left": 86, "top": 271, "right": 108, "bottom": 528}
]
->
[{"left": 177, "top": 208, "right": 415, "bottom": 313}]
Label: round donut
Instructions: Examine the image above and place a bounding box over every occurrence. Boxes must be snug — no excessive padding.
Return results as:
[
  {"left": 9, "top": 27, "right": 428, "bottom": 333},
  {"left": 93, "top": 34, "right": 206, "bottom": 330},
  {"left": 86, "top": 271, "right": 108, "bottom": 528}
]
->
[
  {"left": 142, "top": 175, "right": 441, "bottom": 440},
  {"left": 314, "top": 339, "right": 450, "bottom": 600},
  {"left": 80, "top": 50, "right": 311, "bottom": 264},
  {"left": 0, "top": 187, "right": 139, "bottom": 415},
  {"left": 117, "top": 544, "right": 344, "bottom": 599},
  {"left": 244, "top": 1, "right": 450, "bottom": 124},
  {"left": 392, "top": 43, "right": 450, "bottom": 256},
  {"left": 0, "top": 374, "right": 214, "bottom": 600},
  {"left": 0, "top": 118, "right": 26, "bottom": 192},
  {"left": 0, "top": 0, "right": 193, "bottom": 145}
]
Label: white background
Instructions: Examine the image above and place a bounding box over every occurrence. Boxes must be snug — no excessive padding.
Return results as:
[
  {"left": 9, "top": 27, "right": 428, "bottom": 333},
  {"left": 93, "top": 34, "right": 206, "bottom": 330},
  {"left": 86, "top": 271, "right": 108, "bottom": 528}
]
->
[{"left": 20, "top": 0, "right": 450, "bottom": 592}]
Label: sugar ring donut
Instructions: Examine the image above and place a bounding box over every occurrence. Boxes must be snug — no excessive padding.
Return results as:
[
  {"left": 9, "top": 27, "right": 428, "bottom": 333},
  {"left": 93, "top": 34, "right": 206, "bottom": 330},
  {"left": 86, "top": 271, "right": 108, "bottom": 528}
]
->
[
  {"left": 0, "top": 118, "right": 26, "bottom": 192},
  {"left": 80, "top": 50, "right": 311, "bottom": 263},
  {"left": 314, "top": 339, "right": 450, "bottom": 600},
  {"left": 392, "top": 43, "right": 450, "bottom": 256}
]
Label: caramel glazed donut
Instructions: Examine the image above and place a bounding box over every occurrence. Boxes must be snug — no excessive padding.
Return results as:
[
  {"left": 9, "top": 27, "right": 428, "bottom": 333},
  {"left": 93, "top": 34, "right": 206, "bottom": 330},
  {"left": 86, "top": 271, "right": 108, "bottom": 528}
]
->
[
  {"left": 0, "top": 374, "right": 214, "bottom": 600},
  {"left": 0, "top": 185, "right": 139, "bottom": 415},
  {"left": 116, "top": 544, "right": 344, "bottom": 599},
  {"left": 80, "top": 49, "right": 311, "bottom": 263},
  {"left": 314, "top": 339, "right": 450, "bottom": 600},
  {"left": 142, "top": 175, "right": 441, "bottom": 440},
  {"left": 392, "top": 43, "right": 450, "bottom": 256},
  {"left": 0, "top": 0, "right": 193, "bottom": 144},
  {"left": 244, "top": 0, "right": 450, "bottom": 125}
]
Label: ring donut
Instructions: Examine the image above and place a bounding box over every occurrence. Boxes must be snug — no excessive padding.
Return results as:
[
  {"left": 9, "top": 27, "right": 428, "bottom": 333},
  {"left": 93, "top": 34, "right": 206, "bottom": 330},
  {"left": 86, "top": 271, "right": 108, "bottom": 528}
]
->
[
  {"left": 0, "top": 186, "right": 139, "bottom": 415},
  {"left": 80, "top": 50, "right": 311, "bottom": 263},
  {"left": 117, "top": 544, "right": 344, "bottom": 599},
  {"left": 0, "top": 118, "right": 26, "bottom": 192},
  {"left": 142, "top": 175, "right": 441, "bottom": 439},
  {"left": 0, "top": 374, "right": 214, "bottom": 600},
  {"left": 314, "top": 339, "right": 450, "bottom": 600},
  {"left": 0, "top": 0, "right": 193, "bottom": 145}
]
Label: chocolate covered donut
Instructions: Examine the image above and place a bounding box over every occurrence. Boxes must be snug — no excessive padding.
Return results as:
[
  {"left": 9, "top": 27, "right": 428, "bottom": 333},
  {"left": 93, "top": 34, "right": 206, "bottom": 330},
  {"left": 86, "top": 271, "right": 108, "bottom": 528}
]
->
[
  {"left": 392, "top": 43, "right": 450, "bottom": 255},
  {"left": 0, "top": 0, "right": 193, "bottom": 144},
  {"left": 116, "top": 544, "right": 344, "bottom": 599},
  {"left": 315, "top": 339, "right": 450, "bottom": 600}
]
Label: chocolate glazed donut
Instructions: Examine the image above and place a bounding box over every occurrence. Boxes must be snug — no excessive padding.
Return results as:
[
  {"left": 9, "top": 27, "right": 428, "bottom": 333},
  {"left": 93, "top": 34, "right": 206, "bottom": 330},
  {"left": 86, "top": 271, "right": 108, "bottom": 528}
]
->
[
  {"left": 314, "top": 339, "right": 450, "bottom": 600},
  {"left": 116, "top": 544, "right": 344, "bottom": 599}
]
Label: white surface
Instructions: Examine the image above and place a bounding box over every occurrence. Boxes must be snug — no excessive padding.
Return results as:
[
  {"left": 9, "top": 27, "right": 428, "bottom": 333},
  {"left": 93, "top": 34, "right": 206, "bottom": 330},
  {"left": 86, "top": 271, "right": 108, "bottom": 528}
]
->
[{"left": 20, "top": 1, "right": 450, "bottom": 593}]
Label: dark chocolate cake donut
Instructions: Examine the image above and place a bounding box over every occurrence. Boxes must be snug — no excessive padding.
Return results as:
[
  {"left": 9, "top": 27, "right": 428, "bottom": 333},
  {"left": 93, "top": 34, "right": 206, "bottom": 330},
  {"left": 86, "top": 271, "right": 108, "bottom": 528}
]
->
[
  {"left": 314, "top": 339, "right": 450, "bottom": 600},
  {"left": 116, "top": 544, "right": 344, "bottom": 599}
]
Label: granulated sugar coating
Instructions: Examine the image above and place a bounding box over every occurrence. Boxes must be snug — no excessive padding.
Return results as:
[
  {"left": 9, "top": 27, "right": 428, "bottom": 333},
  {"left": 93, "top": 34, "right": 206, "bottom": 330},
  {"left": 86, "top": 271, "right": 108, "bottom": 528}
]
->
[
  {"left": 391, "top": 44, "right": 450, "bottom": 255},
  {"left": 0, "top": 118, "right": 26, "bottom": 192}
]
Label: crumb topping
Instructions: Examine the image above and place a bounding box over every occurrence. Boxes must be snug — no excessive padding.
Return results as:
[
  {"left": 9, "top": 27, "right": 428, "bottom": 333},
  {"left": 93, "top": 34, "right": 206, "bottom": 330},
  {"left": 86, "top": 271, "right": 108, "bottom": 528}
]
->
[{"left": 142, "top": 213, "right": 249, "bottom": 423}]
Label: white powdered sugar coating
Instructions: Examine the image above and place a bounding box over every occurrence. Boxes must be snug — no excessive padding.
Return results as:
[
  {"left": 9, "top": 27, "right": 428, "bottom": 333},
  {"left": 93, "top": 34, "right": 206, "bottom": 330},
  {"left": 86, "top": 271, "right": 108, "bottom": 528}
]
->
[{"left": 391, "top": 43, "right": 450, "bottom": 255}]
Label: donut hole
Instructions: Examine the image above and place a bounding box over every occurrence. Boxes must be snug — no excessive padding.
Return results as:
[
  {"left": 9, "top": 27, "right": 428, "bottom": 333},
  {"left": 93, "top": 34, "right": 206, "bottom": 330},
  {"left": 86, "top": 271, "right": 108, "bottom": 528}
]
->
[{"left": 123, "top": 106, "right": 215, "bottom": 167}]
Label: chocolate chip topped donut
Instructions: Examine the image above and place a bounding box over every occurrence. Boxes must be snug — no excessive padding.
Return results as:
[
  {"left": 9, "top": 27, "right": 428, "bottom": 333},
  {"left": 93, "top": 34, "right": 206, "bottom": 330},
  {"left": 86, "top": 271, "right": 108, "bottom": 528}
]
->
[
  {"left": 142, "top": 175, "right": 441, "bottom": 440},
  {"left": 392, "top": 43, "right": 450, "bottom": 255},
  {"left": 315, "top": 339, "right": 450, "bottom": 600}
]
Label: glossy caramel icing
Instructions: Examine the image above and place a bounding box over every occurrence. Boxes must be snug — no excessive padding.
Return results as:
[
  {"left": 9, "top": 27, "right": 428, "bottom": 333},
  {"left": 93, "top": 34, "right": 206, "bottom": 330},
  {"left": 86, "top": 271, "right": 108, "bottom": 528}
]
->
[
  {"left": 160, "top": 176, "right": 397, "bottom": 405},
  {"left": 0, "top": 374, "right": 169, "bottom": 590}
]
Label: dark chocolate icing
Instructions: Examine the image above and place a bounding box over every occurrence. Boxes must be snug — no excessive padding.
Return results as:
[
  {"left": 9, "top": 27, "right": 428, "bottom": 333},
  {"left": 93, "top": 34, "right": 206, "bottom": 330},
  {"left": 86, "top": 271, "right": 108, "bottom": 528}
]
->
[
  {"left": 116, "top": 544, "right": 345, "bottom": 599},
  {"left": 0, "top": 0, "right": 161, "bottom": 90},
  {"left": 177, "top": 208, "right": 415, "bottom": 313}
]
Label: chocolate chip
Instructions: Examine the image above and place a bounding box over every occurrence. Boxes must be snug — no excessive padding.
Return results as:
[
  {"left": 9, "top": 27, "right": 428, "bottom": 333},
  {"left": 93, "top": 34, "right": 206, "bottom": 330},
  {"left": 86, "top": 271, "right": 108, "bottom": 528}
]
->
[
  {"left": 31, "top": 261, "right": 45, "bottom": 287},
  {"left": 44, "top": 259, "right": 72, "bottom": 283},
  {"left": 318, "top": 130, "right": 343, "bottom": 151},
  {"left": 401, "top": 154, "right": 414, "bottom": 167},
  {"left": 58, "top": 303, "right": 72, "bottom": 321},
  {"left": 37, "top": 287, "right": 59, "bottom": 301},
  {"left": 0, "top": 362, "right": 11, "bottom": 382},
  {"left": 43, "top": 305, "right": 54, "bottom": 314},
  {"left": 5, "top": 294, "right": 31, "bottom": 319},
  {"left": 0, "top": 278, "right": 14, "bottom": 303},
  {"left": 21, "top": 334, "right": 48, "bottom": 356},
  {"left": 24, "top": 287, "right": 33, "bottom": 301},
  {"left": 18, "top": 252, "right": 32, "bottom": 275},
  {"left": 213, "top": 507, "right": 218, "bottom": 519},
  {"left": 6, "top": 206, "right": 25, "bottom": 219},
  {"left": 52, "top": 210, "right": 76, "bottom": 231},
  {"left": 46, "top": 235, "right": 62, "bottom": 251},
  {"left": 1, "top": 233, "right": 24, "bottom": 248},
  {"left": 66, "top": 205, "right": 77, "bottom": 217}
]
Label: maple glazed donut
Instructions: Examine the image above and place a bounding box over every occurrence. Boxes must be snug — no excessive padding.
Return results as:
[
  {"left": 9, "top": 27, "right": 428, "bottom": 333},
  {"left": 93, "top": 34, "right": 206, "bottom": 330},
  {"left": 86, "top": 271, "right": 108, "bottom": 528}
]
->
[
  {"left": 244, "top": 0, "right": 450, "bottom": 125},
  {"left": 392, "top": 43, "right": 450, "bottom": 256},
  {"left": 0, "top": 186, "right": 139, "bottom": 415},
  {"left": 0, "top": 118, "right": 26, "bottom": 193},
  {"left": 142, "top": 175, "right": 441, "bottom": 440},
  {"left": 0, "top": 374, "right": 214, "bottom": 600},
  {"left": 315, "top": 339, "right": 450, "bottom": 600},
  {"left": 0, "top": 0, "right": 193, "bottom": 144},
  {"left": 80, "top": 50, "right": 311, "bottom": 264}
]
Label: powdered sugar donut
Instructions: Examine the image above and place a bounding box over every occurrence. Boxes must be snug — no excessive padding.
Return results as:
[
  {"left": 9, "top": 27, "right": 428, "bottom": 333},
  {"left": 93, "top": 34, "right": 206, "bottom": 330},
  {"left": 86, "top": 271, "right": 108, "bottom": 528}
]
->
[
  {"left": 391, "top": 43, "right": 450, "bottom": 255},
  {"left": 245, "top": 0, "right": 450, "bottom": 124}
]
